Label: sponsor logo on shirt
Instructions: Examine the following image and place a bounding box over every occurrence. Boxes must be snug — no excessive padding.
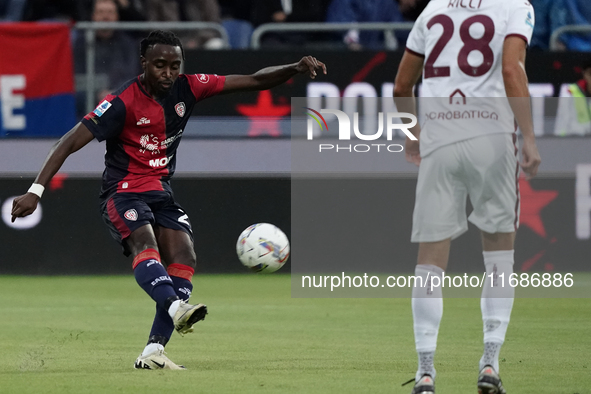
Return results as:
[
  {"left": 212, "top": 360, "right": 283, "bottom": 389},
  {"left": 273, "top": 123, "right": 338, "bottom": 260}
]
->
[
  {"left": 124, "top": 209, "right": 138, "bottom": 221},
  {"left": 139, "top": 134, "right": 160, "bottom": 154},
  {"left": 160, "top": 129, "right": 183, "bottom": 149},
  {"left": 149, "top": 154, "right": 174, "bottom": 168},
  {"left": 93, "top": 100, "right": 112, "bottom": 117},
  {"left": 196, "top": 74, "right": 210, "bottom": 84},
  {"left": 425, "top": 110, "right": 499, "bottom": 121},
  {"left": 175, "top": 102, "right": 186, "bottom": 117},
  {"left": 137, "top": 117, "right": 151, "bottom": 126}
]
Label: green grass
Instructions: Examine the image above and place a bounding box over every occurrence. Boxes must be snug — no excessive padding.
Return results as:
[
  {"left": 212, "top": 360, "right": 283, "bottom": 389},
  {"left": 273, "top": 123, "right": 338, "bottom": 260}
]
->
[{"left": 0, "top": 275, "right": 589, "bottom": 393}]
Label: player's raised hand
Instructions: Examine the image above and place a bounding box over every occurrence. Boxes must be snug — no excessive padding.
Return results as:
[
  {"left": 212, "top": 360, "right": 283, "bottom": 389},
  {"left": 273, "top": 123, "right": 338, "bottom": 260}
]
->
[
  {"left": 520, "top": 137, "right": 541, "bottom": 179},
  {"left": 11, "top": 193, "right": 40, "bottom": 222},
  {"left": 405, "top": 138, "right": 421, "bottom": 166},
  {"left": 295, "top": 56, "right": 327, "bottom": 79}
]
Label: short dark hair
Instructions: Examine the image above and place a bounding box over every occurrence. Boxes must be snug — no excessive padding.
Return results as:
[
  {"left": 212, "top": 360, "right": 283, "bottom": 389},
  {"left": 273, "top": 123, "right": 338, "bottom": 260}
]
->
[
  {"left": 140, "top": 30, "right": 184, "bottom": 60},
  {"left": 582, "top": 59, "right": 591, "bottom": 72}
]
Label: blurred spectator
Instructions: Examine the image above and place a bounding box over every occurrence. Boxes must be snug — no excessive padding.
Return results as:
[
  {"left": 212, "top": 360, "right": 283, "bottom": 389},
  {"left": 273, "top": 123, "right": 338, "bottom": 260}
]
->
[
  {"left": 219, "top": 0, "right": 256, "bottom": 48},
  {"left": 249, "top": 0, "right": 330, "bottom": 25},
  {"left": 0, "top": 0, "right": 27, "bottom": 21},
  {"left": 396, "top": 0, "right": 429, "bottom": 21},
  {"left": 554, "top": 60, "right": 591, "bottom": 136},
  {"left": 73, "top": 0, "right": 140, "bottom": 115},
  {"left": 219, "top": 0, "right": 252, "bottom": 21},
  {"left": 22, "top": 0, "right": 82, "bottom": 21},
  {"left": 110, "top": 0, "right": 146, "bottom": 21},
  {"left": 531, "top": 0, "right": 552, "bottom": 50},
  {"left": 284, "top": 0, "right": 331, "bottom": 23},
  {"left": 249, "top": 0, "right": 283, "bottom": 27},
  {"left": 251, "top": 0, "right": 332, "bottom": 47},
  {"left": 550, "top": 0, "right": 591, "bottom": 51},
  {"left": 220, "top": 0, "right": 331, "bottom": 48},
  {"left": 326, "top": 0, "right": 407, "bottom": 50},
  {"left": 78, "top": 0, "right": 147, "bottom": 22},
  {"left": 144, "top": 0, "right": 225, "bottom": 49},
  {"left": 76, "top": 0, "right": 147, "bottom": 40}
]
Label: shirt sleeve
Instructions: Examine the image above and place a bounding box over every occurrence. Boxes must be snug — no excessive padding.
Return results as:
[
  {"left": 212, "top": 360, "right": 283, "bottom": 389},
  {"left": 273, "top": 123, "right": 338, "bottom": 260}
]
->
[
  {"left": 506, "top": 1, "right": 535, "bottom": 44},
  {"left": 186, "top": 74, "right": 226, "bottom": 101},
  {"left": 80, "top": 95, "right": 127, "bottom": 142},
  {"left": 405, "top": 12, "right": 426, "bottom": 56}
]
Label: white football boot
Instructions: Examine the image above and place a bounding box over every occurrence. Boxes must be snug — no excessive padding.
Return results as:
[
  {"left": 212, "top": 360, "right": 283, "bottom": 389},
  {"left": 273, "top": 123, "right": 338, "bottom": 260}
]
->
[
  {"left": 134, "top": 347, "right": 186, "bottom": 370},
  {"left": 172, "top": 301, "right": 208, "bottom": 335}
]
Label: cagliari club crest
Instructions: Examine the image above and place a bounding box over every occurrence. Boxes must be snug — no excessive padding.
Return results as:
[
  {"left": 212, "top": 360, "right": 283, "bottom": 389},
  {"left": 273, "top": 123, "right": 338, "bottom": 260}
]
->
[
  {"left": 175, "top": 102, "right": 186, "bottom": 117},
  {"left": 124, "top": 209, "right": 138, "bottom": 221}
]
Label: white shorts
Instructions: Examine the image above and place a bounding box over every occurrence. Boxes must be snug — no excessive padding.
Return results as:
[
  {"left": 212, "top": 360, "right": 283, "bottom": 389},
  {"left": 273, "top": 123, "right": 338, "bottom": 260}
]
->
[{"left": 411, "top": 133, "right": 520, "bottom": 243}]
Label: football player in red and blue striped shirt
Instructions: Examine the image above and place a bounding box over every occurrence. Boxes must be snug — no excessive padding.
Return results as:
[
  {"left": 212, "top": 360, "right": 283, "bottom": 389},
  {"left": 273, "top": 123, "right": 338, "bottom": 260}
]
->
[{"left": 11, "top": 30, "right": 326, "bottom": 370}]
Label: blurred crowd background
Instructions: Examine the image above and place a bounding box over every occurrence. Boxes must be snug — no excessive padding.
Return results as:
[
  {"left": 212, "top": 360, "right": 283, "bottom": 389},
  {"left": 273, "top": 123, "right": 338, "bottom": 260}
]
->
[
  {"left": 0, "top": 0, "right": 590, "bottom": 136},
  {"left": 2, "top": 0, "right": 590, "bottom": 51}
]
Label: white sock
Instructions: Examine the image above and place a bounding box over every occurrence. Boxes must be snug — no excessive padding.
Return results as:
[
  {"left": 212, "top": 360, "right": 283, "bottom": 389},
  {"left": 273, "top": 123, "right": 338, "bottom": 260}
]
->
[
  {"left": 480, "top": 250, "right": 515, "bottom": 372},
  {"left": 412, "top": 264, "right": 444, "bottom": 380},
  {"left": 417, "top": 351, "right": 435, "bottom": 380},
  {"left": 480, "top": 342, "right": 502, "bottom": 371},
  {"left": 168, "top": 299, "right": 181, "bottom": 319},
  {"left": 141, "top": 342, "right": 164, "bottom": 357}
]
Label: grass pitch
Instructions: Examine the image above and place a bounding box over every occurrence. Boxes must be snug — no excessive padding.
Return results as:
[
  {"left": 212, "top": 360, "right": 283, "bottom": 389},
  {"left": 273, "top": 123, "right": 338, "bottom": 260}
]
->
[{"left": 0, "top": 274, "right": 589, "bottom": 394}]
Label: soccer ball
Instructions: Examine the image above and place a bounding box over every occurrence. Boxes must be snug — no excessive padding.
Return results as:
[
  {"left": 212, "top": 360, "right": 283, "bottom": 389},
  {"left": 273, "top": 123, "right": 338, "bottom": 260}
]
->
[{"left": 236, "top": 223, "right": 290, "bottom": 273}]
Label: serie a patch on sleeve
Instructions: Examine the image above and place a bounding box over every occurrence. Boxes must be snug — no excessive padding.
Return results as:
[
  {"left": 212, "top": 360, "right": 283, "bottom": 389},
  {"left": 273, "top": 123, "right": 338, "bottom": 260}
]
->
[{"left": 93, "top": 100, "right": 112, "bottom": 117}]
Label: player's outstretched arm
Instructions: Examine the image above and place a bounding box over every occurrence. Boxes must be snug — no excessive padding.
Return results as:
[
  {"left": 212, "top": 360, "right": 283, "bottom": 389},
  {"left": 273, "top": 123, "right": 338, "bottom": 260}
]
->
[
  {"left": 221, "top": 56, "right": 327, "bottom": 94},
  {"left": 11, "top": 123, "right": 95, "bottom": 222},
  {"left": 502, "top": 36, "right": 541, "bottom": 179},
  {"left": 394, "top": 51, "right": 424, "bottom": 166}
]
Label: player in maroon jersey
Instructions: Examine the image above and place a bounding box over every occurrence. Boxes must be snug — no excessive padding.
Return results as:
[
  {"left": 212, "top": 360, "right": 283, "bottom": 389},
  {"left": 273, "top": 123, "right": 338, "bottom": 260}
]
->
[
  {"left": 11, "top": 30, "right": 326, "bottom": 370},
  {"left": 394, "top": 1, "right": 540, "bottom": 393}
]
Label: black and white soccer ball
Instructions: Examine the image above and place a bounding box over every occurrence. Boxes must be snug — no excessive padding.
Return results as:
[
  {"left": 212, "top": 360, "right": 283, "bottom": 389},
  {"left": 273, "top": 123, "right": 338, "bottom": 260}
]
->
[{"left": 236, "top": 223, "right": 290, "bottom": 273}]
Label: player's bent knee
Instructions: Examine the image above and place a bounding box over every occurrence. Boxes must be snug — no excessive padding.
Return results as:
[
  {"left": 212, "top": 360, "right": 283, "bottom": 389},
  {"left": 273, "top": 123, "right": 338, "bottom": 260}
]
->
[
  {"left": 180, "top": 259, "right": 197, "bottom": 270},
  {"left": 128, "top": 241, "right": 159, "bottom": 258},
  {"left": 127, "top": 225, "right": 159, "bottom": 256},
  {"left": 169, "top": 250, "right": 197, "bottom": 269}
]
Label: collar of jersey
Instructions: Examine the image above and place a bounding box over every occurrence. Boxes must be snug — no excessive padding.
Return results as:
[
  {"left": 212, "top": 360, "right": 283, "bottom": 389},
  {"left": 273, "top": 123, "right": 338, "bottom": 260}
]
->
[{"left": 136, "top": 76, "right": 172, "bottom": 103}]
